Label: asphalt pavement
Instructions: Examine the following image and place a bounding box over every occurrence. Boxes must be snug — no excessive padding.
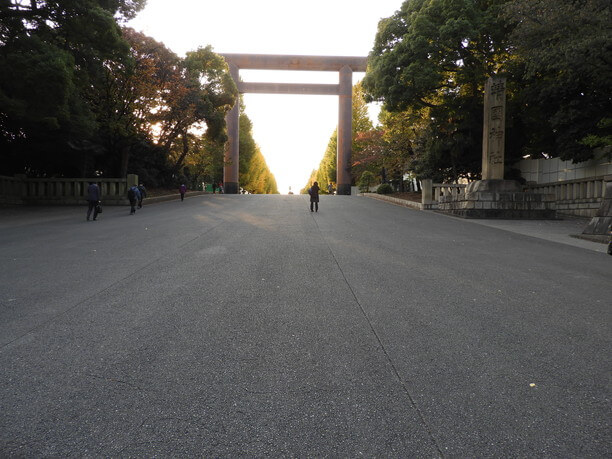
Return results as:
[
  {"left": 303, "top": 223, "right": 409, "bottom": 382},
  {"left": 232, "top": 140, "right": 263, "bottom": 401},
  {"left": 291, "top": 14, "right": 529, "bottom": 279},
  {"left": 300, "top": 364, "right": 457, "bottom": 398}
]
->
[{"left": 0, "top": 195, "right": 610, "bottom": 456}]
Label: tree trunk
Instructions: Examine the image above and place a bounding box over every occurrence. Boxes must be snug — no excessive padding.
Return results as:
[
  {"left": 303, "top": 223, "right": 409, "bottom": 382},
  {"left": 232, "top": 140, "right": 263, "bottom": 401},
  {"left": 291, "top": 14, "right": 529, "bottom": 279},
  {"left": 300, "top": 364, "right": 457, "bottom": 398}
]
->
[{"left": 173, "top": 131, "right": 190, "bottom": 173}]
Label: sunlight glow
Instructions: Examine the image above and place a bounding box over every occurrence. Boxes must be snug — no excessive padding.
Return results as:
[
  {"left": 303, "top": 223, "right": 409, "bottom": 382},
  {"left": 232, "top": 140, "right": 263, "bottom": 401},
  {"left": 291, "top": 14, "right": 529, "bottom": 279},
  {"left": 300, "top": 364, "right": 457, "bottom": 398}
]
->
[{"left": 128, "top": 0, "right": 401, "bottom": 193}]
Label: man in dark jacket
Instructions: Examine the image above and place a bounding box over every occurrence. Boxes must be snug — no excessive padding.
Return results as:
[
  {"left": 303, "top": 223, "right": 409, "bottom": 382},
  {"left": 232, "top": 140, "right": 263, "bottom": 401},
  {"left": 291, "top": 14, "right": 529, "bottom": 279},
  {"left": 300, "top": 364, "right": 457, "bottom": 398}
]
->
[
  {"left": 86, "top": 181, "right": 101, "bottom": 221},
  {"left": 137, "top": 183, "right": 147, "bottom": 208}
]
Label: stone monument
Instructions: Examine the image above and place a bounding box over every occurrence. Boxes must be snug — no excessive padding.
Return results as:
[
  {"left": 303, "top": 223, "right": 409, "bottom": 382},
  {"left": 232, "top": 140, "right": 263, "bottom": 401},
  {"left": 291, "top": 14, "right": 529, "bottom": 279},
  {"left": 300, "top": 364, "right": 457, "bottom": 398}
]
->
[
  {"left": 438, "top": 76, "right": 556, "bottom": 218},
  {"left": 482, "top": 77, "right": 507, "bottom": 180}
]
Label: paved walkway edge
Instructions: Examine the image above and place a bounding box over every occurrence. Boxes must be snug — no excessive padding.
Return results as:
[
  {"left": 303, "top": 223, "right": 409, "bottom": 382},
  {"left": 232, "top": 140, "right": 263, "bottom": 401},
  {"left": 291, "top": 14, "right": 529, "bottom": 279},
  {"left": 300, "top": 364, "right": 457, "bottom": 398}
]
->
[
  {"left": 361, "top": 193, "right": 423, "bottom": 210},
  {"left": 361, "top": 192, "right": 609, "bottom": 252},
  {"left": 144, "top": 191, "right": 207, "bottom": 205}
]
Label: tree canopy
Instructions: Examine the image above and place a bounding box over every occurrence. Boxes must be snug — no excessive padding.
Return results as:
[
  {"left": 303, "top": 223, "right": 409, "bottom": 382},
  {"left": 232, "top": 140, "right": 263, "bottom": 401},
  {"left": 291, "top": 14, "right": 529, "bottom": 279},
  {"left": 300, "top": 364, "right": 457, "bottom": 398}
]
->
[
  {"left": 0, "top": 1, "right": 280, "bottom": 192},
  {"left": 363, "top": 0, "right": 515, "bottom": 182},
  {"left": 238, "top": 106, "right": 278, "bottom": 194},
  {"left": 503, "top": 0, "right": 612, "bottom": 161},
  {"left": 361, "top": 0, "right": 612, "bottom": 182},
  {"left": 0, "top": 0, "right": 144, "bottom": 175}
]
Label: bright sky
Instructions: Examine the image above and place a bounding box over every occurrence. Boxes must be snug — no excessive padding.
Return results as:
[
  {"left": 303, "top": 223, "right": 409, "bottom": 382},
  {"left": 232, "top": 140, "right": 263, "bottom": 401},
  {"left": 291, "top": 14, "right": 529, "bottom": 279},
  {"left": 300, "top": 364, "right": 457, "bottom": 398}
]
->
[{"left": 128, "top": 0, "right": 402, "bottom": 193}]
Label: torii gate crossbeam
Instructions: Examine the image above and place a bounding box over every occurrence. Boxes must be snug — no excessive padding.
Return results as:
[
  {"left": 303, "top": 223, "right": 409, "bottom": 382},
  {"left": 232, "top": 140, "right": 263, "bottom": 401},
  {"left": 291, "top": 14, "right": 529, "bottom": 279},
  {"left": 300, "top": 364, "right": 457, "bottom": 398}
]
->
[{"left": 220, "top": 53, "right": 368, "bottom": 195}]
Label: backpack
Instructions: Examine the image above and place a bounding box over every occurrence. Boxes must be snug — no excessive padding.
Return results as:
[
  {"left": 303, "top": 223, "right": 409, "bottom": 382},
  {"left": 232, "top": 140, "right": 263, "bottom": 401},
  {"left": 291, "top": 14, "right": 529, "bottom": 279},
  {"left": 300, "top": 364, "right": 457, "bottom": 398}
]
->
[{"left": 127, "top": 187, "right": 136, "bottom": 200}]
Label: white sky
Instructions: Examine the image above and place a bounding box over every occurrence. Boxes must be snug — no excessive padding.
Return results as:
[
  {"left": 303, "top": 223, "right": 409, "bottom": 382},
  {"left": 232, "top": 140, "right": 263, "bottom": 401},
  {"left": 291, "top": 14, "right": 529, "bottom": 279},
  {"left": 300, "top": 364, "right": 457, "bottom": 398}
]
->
[{"left": 128, "top": 0, "right": 402, "bottom": 193}]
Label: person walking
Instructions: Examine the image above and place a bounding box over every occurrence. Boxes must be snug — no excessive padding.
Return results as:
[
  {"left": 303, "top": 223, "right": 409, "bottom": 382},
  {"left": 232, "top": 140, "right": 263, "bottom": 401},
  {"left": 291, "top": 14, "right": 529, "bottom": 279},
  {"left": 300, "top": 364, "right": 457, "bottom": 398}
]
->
[
  {"left": 309, "top": 181, "right": 320, "bottom": 212},
  {"left": 179, "top": 184, "right": 187, "bottom": 201},
  {"left": 86, "top": 181, "right": 101, "bottom": 221},
  {"left": 327, "top": 183, "right": 334, "bottom": 195},
  {"left": 127, "top": 185, "right": 140, "bottom": 215},
  {"left": 137, "top": 183, "right": 147, "bottom": 209}
]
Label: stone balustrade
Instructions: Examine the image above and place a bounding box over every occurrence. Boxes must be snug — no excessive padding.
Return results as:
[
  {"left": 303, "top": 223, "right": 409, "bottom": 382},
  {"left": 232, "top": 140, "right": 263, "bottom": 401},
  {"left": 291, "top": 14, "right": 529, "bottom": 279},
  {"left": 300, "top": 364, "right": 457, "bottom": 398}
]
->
[
  {"left": 420, "top": 183, "right": 467, "bottom": 209},
  {"left": 0, "top": 175, "right": 129, "bottom": 205},
  {"left": 419, "top": 176, "right": 610, "bottom": 218},
  {"left": 525, "top": 176, "right": 611, "bottom": 218},
  {"left": 434, "top": 183, "right": 467, "bottom": 201}
]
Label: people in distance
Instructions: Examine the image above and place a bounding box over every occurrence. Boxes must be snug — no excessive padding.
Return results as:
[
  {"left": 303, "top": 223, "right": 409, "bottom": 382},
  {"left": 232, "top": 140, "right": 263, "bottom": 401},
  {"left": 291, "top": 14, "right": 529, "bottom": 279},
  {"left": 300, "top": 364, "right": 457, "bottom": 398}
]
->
[{"left": 86, "top": 181, "right": 101, "bottom": 221}]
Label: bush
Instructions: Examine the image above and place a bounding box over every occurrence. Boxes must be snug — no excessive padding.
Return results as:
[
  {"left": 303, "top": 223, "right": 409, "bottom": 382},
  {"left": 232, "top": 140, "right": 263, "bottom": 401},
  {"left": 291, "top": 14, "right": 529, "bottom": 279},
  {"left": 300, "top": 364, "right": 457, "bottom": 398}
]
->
[
  {"left": 377, "top": 183, "right": 393, "bottom": 194},
  {"left": 358, "top": 171, "right": 375, "bottom": 192}
]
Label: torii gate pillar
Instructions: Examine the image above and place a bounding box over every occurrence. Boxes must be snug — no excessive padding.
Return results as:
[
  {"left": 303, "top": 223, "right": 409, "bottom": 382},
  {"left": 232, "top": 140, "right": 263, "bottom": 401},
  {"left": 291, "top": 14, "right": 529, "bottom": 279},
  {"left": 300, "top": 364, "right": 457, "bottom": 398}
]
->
[
  {"left": 224, "top": 63, "right": 240, "bottom": 195},
  {"left": 337, "top": 65, "right": 353, "bottom": 195},
  {"left": 221, "top": 54, "right": 368, "bottom": 195}
]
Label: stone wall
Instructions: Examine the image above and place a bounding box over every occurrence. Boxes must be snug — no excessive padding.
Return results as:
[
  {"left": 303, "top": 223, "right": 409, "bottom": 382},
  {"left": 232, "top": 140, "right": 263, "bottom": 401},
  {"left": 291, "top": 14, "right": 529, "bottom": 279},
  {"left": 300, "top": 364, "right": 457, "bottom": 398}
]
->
[
  {"left": 516, "top": 156, "right": 612, "bottom": 218},
  {"left": 517, "top": 156, "right": 612, "bottom": 184}
]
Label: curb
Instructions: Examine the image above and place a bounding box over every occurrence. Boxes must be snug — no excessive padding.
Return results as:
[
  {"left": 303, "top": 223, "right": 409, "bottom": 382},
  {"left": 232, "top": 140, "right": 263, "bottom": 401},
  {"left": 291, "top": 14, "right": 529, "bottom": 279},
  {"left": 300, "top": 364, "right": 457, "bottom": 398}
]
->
[
  {"left": 570, "top": 233, "right": 610, "bottom": 245},
  {"left": 361, "top": 193, "right": 423, "bottom": 210}
]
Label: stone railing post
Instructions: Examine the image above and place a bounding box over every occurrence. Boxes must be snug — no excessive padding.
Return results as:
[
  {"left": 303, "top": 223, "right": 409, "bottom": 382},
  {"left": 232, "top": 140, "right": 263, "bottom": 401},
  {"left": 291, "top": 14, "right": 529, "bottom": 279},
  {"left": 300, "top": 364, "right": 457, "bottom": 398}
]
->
[
  {"left": 127, "top": 174, "right": 138, "bottom": 188},
  {"left": 421, "top": 179, "right": 433, "bottom": 205}
]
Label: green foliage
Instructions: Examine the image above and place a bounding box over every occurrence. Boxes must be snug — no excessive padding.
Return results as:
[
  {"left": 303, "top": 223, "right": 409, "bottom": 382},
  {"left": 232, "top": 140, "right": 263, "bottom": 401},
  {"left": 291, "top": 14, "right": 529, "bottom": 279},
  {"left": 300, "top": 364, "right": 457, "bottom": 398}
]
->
[
  {"left": 0, "top": 1, "right": 241, "bottom": 183},
  {"left": 301, "top": 170, "right": 318, "bottom": 194},
  {"left": 362, "top": 0, "right": 612, "bottom": 181},
  {"left": 242, "top": 147, "right": 279, "bottom": 194},
  {"left": 580, "top": 119, "right": 612, "bottom": 150},
  {"left": 353, "top": 129, "right": 386, "bottom": 182},
  {"left": 503, "top": 0, "right": 612, "bottom": 162},
  {"left": 364, "top": 0, "right": 511, "bottom": 112},
  {"left": 238, "top": 109, "right": 278, "bottom": 194},
  {"left": 358, "top": 171, "right": 376, "bottom": 193},
  {"left": 306, "top": 82, "right": 374, "bottom": 191},
  {"left": 376, "top": 183, "right": 394, "bottom": 194},
  {"left": 0, "top": 0, "right": 145, "bottom": 175},
  {"left": 363, "top": 0, "right": 514, "bottom": 182}
]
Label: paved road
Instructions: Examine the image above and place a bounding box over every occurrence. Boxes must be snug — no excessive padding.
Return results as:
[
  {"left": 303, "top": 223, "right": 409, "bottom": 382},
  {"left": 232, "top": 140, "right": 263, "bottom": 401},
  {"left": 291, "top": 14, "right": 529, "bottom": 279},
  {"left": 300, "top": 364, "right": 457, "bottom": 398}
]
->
[{"left": 1, "top": 195, "right": 610, "bottom": 456}]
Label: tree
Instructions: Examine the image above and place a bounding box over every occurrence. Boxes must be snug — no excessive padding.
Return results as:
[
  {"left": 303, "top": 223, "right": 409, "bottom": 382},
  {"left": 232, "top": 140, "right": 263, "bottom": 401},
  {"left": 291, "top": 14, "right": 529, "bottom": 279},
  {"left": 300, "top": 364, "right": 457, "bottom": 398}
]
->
[
  {"left": 0, "top": 2, "right": 240, "bottom": 182},
  {"left": 352, "top": 129, "right": 386, "bottom": 182},
  {"left": 157, "top": 46, "right": 237, "bottom": 176},
  {"left": 362, "top": 0, "right": 518, "bottom": 182},
  {"left": 503, "top": 0, "right": 612, "bottom": 161},
  {"left": 238, "top": 107, "right": 278, "bottom": 194},
  {"left": 0, "top": 0, "right": 146, "bottom": 175},
  {"left": 90, "top": 28, "right": 171, "bottom": 177},
  {"left": 358, "top": 171, "right": 376, "bottom": 192},
  {"left": 90, "top": 28, "right": 238, "bottom": 180},
  {"left": 306, "top": 82, "right": 374, "bottom": 191}
]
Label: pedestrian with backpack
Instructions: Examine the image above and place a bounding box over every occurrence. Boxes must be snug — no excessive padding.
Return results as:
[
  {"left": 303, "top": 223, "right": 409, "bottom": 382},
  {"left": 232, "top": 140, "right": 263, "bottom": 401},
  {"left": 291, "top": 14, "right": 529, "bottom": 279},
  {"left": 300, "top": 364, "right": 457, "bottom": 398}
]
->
[
  {"left": 127, "top": 185, "right": 141, "bottom": 215},
  {"left": 137, "top": 183, "right": 147, "bottom": 209},
  {"left": 179, "top": 184, "right": 187, "bottom": 201}
]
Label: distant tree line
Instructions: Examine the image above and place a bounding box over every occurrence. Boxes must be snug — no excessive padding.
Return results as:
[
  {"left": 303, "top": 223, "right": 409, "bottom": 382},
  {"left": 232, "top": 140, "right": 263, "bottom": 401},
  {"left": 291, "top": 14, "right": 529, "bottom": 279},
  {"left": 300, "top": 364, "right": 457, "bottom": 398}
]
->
[
  {"left": 0, "top": 0, "right": 278, "bottom": 193},
  {"left": 306, "top": 0, "right": 611, "bottom": 190},
  {"left": 302, "top": 82, "right": 374, "bottom": 193}
]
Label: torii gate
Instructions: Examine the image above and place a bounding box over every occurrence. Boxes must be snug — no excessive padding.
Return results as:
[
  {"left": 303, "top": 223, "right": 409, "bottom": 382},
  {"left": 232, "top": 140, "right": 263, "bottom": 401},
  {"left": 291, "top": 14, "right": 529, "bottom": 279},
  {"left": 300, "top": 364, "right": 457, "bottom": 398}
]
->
[{"left": 220, "top": 54, "right": 368, "bottom": 195}]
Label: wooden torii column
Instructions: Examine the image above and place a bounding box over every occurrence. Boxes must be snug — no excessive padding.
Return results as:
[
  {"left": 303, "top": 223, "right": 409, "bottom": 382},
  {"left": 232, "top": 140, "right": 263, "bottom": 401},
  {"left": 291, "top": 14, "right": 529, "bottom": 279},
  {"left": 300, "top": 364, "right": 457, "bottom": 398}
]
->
[{"left": 220, "top": 54, "right": 368, "bottom": 195}]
